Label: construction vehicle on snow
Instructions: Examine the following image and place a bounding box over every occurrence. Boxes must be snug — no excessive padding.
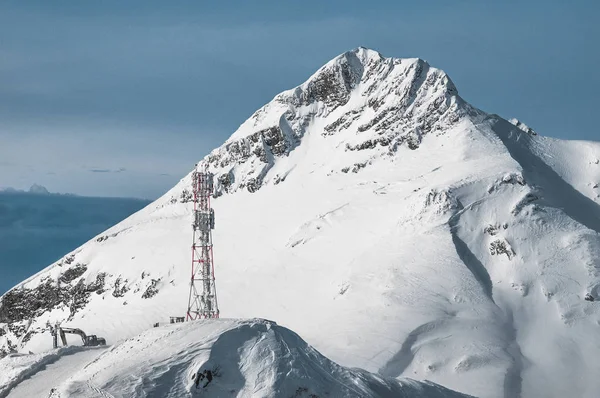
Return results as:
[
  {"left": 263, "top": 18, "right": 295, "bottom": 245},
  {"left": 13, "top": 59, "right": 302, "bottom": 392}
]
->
[{"left": 47, "top": 322, "right": 106, "bottom": 349}]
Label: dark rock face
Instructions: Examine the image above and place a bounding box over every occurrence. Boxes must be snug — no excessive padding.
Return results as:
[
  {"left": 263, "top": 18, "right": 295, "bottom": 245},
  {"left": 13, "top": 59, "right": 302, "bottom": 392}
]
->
[
  {"left": 59, "top": 263, "right": 88, "bottom": 284},
  {"left": 142, "top": 278, "right": 161, "bottom": 299},
  {"left": 0, "top": 256, "right": 110, "bottom": 354},
  {"left": 0, "top": 278, "right": 62, "bottom": 323},
  {"left": 489, "top": 239, "right": 515, "bottom": 259},
  {"left": 112, "top": 277, "right": 129, "bottom": 298},
  {"left": 88, "top": 273, "right": 107, "bottom": 295},
  {"left": 299, "top": 55, "right": 362, "bottom": 110},
  {"left": 0, "top": 266, "right": 107, "bottom": 326}
]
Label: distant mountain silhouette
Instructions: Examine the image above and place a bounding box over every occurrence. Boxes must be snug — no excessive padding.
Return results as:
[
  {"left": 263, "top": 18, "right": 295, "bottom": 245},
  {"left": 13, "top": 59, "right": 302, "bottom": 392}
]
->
[{"left": 28, "top": 184, "right": 50, "bottom": 195}]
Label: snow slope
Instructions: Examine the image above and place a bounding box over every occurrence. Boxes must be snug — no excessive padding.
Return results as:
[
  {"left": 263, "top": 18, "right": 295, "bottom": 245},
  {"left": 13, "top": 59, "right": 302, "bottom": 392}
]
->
[
  {"left": 2, "top": 47, "right": 600, "bottom": 398},
  {"left": 0, "top": 346, "right": 106, "bottom": 397},
  {"left": 3, "top": 347, "right": 106, "bottom": 398},
  {"left": 29, "top": 318, "right": 468, "bottom": 398}
]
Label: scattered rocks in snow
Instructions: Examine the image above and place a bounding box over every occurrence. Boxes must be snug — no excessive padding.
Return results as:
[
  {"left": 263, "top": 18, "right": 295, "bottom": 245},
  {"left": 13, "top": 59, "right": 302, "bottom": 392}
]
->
[
  {"left": 584, "top": 293, "right": 595, "bottom": 302},
  {"left": 58, "top": 263, "right": 88, "bottom": 284},
  {"left": 337, "top": 283, "right": 350, "bottom": 296},
  {"left": 489, "top": 239, "right": 515, "bottom": 259},
  {"left": 503, "top": 173, "right": 526, "bottom": 186},
  {"left": 510, "top": 282, "right": 529, "bottom": 296},
  {"left": 487, "top": 173, "right": 526, "bottom": 193},
  {"left": 112, "top": 277, "right": 130, "bottom": 298},
  {"left": 541, "top": 285, "right": 554, "bottom": 301},
  {"left": 423, "top": 189, "right": 458, "bottom": 215},
  {"left": 351, "top": 161, "right": 369, "bottom": 173},
  {"left": 454, "top": 355, "right": 487, "bottom": 373},
  {"left": 180, "top": 189, "right": 193, "bottom": 203},
  {"left": 87, "top": 273, "right": 107, "bottom": 295},
  {"left": 346, "top": 137, "right": 390, "bottom": 151},
  {"left": 508, "top": 118, "right": 537, "bottom": 135},
  {"left": 484, "top": 223, "right": 509, "bottom": 236},
  {"left": 95, "top": 232, "right": 120, "bottom": 243},
  {"left": 511, "top": 192, "right": 540, "bottom": 215},
  {"left": 273, "top": 173, "right": 287, "bottom": 185},
  {"left": 142, "top": 279, "right": 161, "bottom": 299},
  {"left": 484, "top": 224, "right": 499, "bottom": 236},
  {"left": 217, "top": 170, "right": 234, "bottom": 193},
  {"left": 69, "top": 280, "right": 90, "bottom": 319},
  {"left": 406, "top": 133, "right": 421, "bottom": 150},
  {"left": 323, "top": 108, "right": 363, "bottom": 135}
]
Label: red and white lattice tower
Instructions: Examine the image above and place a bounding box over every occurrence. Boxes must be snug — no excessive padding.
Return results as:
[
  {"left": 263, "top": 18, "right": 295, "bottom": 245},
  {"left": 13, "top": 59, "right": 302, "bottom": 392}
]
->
[{"left": 186, "top": 166, "right": 219, "bottom": 320}]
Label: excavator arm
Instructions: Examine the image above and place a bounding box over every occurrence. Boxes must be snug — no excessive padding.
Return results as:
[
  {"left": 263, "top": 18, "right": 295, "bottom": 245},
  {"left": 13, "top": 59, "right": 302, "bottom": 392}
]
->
[{"left": 59, "top": 327, "right": 87, "bottom": 345}]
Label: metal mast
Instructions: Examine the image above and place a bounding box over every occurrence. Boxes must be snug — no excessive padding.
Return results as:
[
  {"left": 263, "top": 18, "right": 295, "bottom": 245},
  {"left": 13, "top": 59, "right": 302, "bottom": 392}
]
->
[{"left": 186, "top": 166, "right": 219, "bottom": 320}]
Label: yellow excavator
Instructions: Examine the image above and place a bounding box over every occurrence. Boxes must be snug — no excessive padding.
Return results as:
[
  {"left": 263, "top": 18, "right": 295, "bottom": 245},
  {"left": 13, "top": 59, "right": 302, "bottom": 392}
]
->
[{"left": 48, "top": 322, "right": 106, "bottom": 349}]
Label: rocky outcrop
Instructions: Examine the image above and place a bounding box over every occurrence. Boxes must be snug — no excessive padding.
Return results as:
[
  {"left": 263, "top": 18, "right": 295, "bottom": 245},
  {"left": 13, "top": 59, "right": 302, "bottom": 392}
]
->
[
  {"left": 0, "top": 268, "right": 108, "bottom": 326},
  {"left": 489, "top": 239, "right": 516, "bottom": 259},
  {"left": 142, "top": 278, "right": 161, "bottom": 299},
  {"left": 168, "top": 48, "right": 477, "bottom": 199}
]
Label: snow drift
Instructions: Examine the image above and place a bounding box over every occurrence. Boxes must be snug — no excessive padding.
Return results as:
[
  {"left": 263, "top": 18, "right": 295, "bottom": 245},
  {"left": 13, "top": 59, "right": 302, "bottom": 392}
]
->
[
  {"left": 37, "top": 319, "right": 470, "bottom": 398},
  {"left": 2, "top": 47, "right": 600, "bottom": 398}
]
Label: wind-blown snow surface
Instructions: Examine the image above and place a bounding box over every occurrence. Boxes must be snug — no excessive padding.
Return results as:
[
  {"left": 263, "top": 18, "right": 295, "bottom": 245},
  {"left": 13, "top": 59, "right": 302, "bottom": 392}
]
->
[
  {"left": 16, "top": 319, "right": 466, "bottom": 398},
  {"left": 2, "top": 47, "right": 600, "bottom": 398}
]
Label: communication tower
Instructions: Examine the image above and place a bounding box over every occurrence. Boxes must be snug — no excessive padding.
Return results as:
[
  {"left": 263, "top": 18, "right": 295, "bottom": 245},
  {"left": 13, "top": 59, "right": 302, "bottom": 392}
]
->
[{"left": 186, "top": 165, "right": 220, "bottom": 320}]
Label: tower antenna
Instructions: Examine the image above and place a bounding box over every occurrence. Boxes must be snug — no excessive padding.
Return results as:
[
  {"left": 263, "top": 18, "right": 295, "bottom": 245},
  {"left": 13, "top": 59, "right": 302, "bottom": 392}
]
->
[{"left": 186, "top": 165, "right": 219, "bottom": 320}]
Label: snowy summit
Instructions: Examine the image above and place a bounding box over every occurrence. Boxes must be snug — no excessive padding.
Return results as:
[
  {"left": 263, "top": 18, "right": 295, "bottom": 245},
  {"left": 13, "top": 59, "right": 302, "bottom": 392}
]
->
[{"left": 2, "top": 47, "right": 600, "bottom": 398}]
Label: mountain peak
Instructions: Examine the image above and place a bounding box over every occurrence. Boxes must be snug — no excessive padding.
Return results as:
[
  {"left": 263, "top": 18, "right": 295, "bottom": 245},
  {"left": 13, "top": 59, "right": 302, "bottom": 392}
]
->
[
  {"left": 206, "top": 48, "right": 470, "bottom": 196},
  {"left": 335, "top": 46, "right": 383, "bottom": 66}
]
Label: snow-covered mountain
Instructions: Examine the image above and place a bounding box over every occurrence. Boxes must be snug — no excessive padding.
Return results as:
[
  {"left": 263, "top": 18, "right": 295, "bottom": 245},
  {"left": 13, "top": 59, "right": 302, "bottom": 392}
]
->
[
  {"left": 2, "top": 47, "right": 600, "bottom": 398},
  {"left": 1, "top": 319, "right": 473, "bottom": 397}
]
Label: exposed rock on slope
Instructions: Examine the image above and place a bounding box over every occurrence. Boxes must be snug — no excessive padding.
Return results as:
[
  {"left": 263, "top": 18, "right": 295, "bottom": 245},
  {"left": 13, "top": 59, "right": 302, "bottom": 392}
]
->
[{"left": 202, "top": 47, "right": 479, "bottom": 196}]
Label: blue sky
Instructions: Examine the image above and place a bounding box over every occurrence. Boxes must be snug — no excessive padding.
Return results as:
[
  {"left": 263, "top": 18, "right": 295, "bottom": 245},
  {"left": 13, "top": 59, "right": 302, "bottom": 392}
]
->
[{"left": 0, "top": 0, "right": 597, "bottom": 199}]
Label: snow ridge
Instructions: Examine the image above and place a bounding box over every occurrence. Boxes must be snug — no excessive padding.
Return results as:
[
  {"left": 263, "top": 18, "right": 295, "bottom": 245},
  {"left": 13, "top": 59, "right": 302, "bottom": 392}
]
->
[
  {"left": 200, "top": 47, "right": 478, "bottom": 197},
  {"left": 48, "top": 319, "right": 473, "bottom": 398}
]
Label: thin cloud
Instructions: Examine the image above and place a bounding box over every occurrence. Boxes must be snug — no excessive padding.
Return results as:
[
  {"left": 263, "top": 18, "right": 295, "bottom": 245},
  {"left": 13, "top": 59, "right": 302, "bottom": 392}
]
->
[{"left": 89, "top": 167, "right": 126, "bottom": 173}]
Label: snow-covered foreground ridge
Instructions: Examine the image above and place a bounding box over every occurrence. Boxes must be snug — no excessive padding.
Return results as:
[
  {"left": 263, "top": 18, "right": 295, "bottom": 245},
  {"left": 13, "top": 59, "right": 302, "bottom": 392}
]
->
[
  {"left": 2, "top": 47, "right": 600, "bottom": 398},
  {"left": 0, "top": 319, "right": 472, "bottom": 398}
]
